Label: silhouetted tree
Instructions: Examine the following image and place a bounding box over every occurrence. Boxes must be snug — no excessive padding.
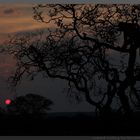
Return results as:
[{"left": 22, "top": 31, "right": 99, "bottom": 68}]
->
[
  {"left": 6, "top": 94, "right": 53, "bottom": 115},
  {"left": 5, "top": 4, "right": 140, "bottom": 116},
  {"left": 0, "top": 107, "right": 6, "bottom": 116}
]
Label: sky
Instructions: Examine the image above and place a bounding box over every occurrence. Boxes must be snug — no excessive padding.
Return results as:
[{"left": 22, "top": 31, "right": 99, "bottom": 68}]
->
[
  {"left": 0, "top": 3, "right": 94, "bottom": 112},
  {"left": 0, "top": 3, "right": 49, "bottom": 44}
]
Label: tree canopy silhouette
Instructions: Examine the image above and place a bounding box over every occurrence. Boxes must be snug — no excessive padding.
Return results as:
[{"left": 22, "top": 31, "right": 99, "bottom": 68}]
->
[
  {"left": 6, "top": 94, "right": 53, "bottom": 115},
  {"left": 5, "top": 4, "right": 140, "bottom": 115}
]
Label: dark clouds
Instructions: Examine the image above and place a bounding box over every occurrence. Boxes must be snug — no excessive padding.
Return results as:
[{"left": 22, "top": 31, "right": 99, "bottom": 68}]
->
[{"left": 3, "top": 8, "right": 15, "bottom": 15}]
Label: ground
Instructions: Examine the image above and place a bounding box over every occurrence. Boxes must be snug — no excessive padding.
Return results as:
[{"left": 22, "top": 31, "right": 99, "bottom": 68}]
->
[{"left": 0, "top": 112, "right": 139, "bottom": 136}]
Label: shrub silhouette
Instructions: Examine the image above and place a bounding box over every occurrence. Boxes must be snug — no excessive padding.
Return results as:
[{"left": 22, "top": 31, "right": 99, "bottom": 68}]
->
[
  {"left": 6, "top": 93, "right": 53, "bottom": 115},
  {"left": 0, "top": 107, "right": 5, "bottom": 116}
]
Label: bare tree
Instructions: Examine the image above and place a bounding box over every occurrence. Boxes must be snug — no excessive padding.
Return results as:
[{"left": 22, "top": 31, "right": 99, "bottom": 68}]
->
[{"left": 5, "top": 4, "right": 140, "bottom": 116}]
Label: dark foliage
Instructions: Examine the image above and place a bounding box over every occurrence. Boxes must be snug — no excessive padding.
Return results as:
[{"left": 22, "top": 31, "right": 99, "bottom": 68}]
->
[{"left": 6, "top": 93, "right": 53, "bottom": 115}]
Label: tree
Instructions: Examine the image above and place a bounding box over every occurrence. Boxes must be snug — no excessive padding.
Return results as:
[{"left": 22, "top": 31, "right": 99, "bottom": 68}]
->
[
  {"left": 6, "top": 94, "right": 53, "bottom": 115},
  {"left": 5, "top": 4, "right": 140, "bottom": 116},
  {"left": 0, "top": 107, "right": 6, "bottom": 116}
]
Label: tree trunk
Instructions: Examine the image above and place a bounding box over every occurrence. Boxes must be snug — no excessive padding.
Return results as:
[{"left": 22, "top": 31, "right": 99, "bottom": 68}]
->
[
  {"left": 117, "top": 83, "right": 131, "bottom": 115},
  {"left": 117, "top": 44, "right": 137, "bottom": 115}
]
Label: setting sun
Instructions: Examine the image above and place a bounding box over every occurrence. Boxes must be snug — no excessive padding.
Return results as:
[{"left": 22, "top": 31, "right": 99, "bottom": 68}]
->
[{"left": 5, "top": 99, "right": 11, "bottom": 105}]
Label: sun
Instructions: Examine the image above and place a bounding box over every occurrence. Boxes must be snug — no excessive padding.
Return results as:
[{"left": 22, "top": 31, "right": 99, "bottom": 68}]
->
[{"left": 5, "top": 99, "right": 11, "bottom": 105}]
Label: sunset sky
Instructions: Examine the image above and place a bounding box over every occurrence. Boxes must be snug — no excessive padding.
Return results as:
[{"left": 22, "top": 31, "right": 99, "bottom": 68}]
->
[
  {"left": 0, "top": 3, "right": 49, "bottom": 79},
  {"left": 0, "top": 3, "right": 94, "bottom": 112},
  {"left": 0, "top": 3, "right": 50, "bottom": 44}
]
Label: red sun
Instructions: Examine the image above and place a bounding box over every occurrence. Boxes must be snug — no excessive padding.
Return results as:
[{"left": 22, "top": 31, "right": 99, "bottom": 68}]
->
[{"left": 5, "top": 99, "right": 11, "bottom": 105}]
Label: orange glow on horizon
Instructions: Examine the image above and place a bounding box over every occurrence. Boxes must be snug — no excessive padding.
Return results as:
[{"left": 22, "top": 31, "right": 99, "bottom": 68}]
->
[{"left": 0, "top": 4, "right": 53, "bottom": 41}]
